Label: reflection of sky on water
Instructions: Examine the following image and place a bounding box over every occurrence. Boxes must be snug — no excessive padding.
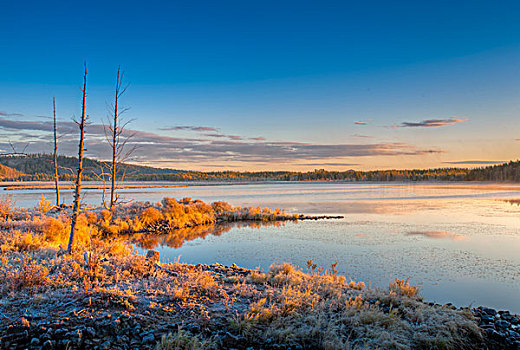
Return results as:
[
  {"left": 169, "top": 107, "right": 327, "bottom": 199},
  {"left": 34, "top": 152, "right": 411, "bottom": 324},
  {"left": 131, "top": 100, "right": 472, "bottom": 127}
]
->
[
  {"left": 4, "top": 181, "right": 520, "bottom": 312},
  {"left": 405, "top": 230, "right": 468, "bottom": 241}
]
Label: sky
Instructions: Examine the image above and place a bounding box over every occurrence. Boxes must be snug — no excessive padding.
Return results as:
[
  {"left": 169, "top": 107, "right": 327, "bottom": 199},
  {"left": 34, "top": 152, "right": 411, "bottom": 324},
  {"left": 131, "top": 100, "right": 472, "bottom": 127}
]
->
[{"left": 1, "top": 0, "right": 520, "bottom": 171}]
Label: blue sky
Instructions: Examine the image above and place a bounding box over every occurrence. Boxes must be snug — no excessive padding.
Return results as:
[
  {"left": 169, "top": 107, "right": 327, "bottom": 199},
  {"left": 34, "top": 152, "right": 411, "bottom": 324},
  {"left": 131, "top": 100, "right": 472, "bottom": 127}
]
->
[{"left": 1, "top": 0, "right": 520, "bottom": 170}]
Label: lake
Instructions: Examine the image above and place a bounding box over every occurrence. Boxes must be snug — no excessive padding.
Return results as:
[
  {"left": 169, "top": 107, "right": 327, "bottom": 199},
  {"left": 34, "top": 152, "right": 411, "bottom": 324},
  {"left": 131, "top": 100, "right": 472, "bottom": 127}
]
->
[{"left": 3, "top": 181, "right": 520, "bottom": 313}]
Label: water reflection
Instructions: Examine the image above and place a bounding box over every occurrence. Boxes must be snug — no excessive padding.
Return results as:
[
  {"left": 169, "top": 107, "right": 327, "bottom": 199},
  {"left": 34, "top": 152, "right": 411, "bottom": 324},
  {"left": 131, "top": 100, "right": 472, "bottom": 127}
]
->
[
  {"left": 131, "top": 221, "right": 288, "bottom": 250},
  {"left": 406, "top": 230, "right": 468, "bottom": 241},
  {"left": 4, "top": 182, "right": 520, "bottom": 312},
  {"left": 503, "top": 199, "right": 520, "bottom": 206}
]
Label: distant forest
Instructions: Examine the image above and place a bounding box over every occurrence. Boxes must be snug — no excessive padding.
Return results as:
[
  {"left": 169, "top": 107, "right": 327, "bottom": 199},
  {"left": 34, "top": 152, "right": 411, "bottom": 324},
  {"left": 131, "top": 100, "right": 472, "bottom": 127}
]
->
[
  {"left": 0, "top": 154, "right": 519, "bottom": 182},
  {"left": 0, "top": 154, "right": 179, "bottom": 181}
]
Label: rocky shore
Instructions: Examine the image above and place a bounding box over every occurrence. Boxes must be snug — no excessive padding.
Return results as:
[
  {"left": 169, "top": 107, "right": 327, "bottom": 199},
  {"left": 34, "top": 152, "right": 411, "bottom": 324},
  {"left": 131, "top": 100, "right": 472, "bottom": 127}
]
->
[
  {"left": 473, "top": 306, "right": 520, "bottom": 349},
  {"left": 1, "top": 255, "right": 519, "bottom": 350}
]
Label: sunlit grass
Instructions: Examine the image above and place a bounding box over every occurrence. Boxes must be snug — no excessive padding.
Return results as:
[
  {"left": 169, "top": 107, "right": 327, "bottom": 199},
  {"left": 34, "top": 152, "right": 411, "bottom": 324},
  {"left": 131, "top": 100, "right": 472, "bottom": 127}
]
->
[{"left": 0, "top": 198, "right": 485, "bottom": 349}]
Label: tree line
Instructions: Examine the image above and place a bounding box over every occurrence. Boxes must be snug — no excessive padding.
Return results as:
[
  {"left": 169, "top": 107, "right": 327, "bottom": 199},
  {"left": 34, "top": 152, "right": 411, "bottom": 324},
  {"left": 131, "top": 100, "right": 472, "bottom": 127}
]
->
[{"left": 4, "top": 155, "right": 520, "bottom": 183}]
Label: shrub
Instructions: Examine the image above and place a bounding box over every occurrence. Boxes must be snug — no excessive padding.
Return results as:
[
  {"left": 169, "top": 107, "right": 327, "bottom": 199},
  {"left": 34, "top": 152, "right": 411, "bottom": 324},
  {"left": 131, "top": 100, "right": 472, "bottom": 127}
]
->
[
  {"left": 1, "top": 256, "right": 50, "bottom": 292},
  {"left": 42, "top": 216, "right": 68, "bottom": 245},
  {"left": 0, "top": 195, "right": 13, "bottom": 221},
  {"left": 140, "top": 207, "right": 164, "bottom": 226},
  {"left": 35, "top": 195, "right": 52, "bottom": 214},
  {"left": 389, "top": 278, "right": 419, "bottom": 298}
]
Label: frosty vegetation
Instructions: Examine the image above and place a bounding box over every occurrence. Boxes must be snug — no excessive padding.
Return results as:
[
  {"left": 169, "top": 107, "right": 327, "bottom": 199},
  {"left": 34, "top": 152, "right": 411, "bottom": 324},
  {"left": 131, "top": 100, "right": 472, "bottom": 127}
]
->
[{"left": 0, "top": 195, "right": 489, "bottom": 349}]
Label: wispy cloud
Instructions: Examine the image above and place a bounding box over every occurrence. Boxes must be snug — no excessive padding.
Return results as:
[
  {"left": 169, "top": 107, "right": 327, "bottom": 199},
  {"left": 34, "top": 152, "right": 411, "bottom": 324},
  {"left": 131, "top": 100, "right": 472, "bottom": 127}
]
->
[
  {"left": 203, "top": 133, "right": 227, "bottom": 138},
  {"left": 0, "top": 117, "right": 56, "bottom": 132},
  {"left": 394, "top": 117, "right": 467, "bottom": 128},
  {"left": 443, "top": 160, "right": 505, "bottom": 165},
  {"left": 354, "top": 121, "right": 367, "bottom": 125},
  {"left": 0, "top": 115, "right": 444, "bottom": 166},
  {"left": 204, "top": 133, "right": 247, "bottom": 141},
  {"left": 159, "top": 125, "right": 219, "bottom": 133},
  {"left": 0, "top": 112, "right": 24, "bottom": 117},
  {"left": 351, "top": 134, "right": 372, "bottom": 138}
]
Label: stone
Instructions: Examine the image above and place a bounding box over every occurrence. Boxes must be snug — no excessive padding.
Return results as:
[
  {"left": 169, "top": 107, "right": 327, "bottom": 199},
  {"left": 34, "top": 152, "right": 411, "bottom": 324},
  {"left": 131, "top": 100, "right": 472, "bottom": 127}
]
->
[
  {"left": 496, "top": 320, "right": 511, "bottom": 329},
  {"left": 481, "top": 307, "right": 497, "bottom": 316},
  {"left": 142, "top": 334, "right": 155, "bottom": 343},
  {"left": 85, "top": 327, "right": 96, "bottom": 338},
  {"left": 480, "top": 314, "right": 495, "bottom": 323},
  {"left": 42, "top": 339, "right": 54, "bottom": 350}
]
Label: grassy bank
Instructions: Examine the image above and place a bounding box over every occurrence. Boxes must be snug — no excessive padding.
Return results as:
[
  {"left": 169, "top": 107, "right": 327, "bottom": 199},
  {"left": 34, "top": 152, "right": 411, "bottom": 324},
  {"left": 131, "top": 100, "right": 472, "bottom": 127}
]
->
[{"left": 0, "top": 197, "right": 513, "bottom": 349}]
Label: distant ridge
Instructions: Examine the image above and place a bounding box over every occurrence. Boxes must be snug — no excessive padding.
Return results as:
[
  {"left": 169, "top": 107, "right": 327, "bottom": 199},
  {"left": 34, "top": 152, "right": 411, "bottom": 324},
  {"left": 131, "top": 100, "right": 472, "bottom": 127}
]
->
[
  {"left": 0, "top": 154, "right": 182, "bottom": 181},
  {"left": 0, "top": 154, "right": 518, "bottom": 182},
  {"left": 0, "top": 163, "right": 24, "bottom": 180}
]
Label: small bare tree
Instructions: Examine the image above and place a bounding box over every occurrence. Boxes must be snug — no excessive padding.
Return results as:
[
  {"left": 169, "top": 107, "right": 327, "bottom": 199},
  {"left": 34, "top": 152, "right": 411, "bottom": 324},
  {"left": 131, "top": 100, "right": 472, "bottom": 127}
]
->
[
  {"left": 68, "top": 62, "right": 88, "bottom": 254},
  {"left": 103, "top": 66, "right": 134, "bottom": 211},
  {"left": 53, "top": 97, "right": 60, "bottom": 207}
]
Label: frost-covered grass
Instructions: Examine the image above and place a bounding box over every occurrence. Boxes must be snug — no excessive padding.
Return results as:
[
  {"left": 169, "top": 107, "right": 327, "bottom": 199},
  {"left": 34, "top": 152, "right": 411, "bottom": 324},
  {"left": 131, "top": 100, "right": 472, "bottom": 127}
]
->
[{"left": 0, "top": 198, "right": 485, "bottom": 349}]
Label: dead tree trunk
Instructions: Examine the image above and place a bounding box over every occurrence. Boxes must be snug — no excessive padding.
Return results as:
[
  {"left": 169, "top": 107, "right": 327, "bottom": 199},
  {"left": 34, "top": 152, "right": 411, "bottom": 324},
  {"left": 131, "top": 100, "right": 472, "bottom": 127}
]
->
[
  {"left": 68, "top": 62, "right": 88, "bottom": 254},
  {"left": 53, "top": 97, "right": 60, "bottom": 207},
  {"left": 104, "top": 66, "right": 133, "bottom": 211},
  {"left": 110, "top": 66, "right": 121, "bottom": 211}
]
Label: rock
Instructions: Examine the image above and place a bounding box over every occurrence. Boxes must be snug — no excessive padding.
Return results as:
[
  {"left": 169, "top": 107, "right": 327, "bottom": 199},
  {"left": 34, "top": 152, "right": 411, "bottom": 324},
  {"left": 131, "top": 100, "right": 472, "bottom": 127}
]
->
[
  {"left": 85, "top": 327, "right": 96, "bottom": 338},
  {"left": 496, "top": 320, "right": 511, "bottom": 329},
  {"left": 142, "top": 334, "right": 155, "bottom": 343},
  {"left": 480, "top": 324, "right": 495, "bottom": 330},
  {"left": 116, "top": 335, "right": 130, "bottom": 343},
  {"left": 506, "top": 330, "right": 520, "bottom": 338},
  {"left": 481, "top": 307, "right": 497, "bottom": 316},
  {"left": 31, "top": 337, "right": 40, "bottom": 345},
  {"left": 54, "top": 328, "right": 68, "bottom": 338},
  {"left": 42, "top": 339, "right": 55, "bottom": 350},
  {"left": 485, "top": 328, "right": 498, "bottom": 336},
  {"left": 100, "top": 340, "right": 112, "bottom": 349},
  {"left": 480, "top": 314, "right": 495, "bottom": 323}
]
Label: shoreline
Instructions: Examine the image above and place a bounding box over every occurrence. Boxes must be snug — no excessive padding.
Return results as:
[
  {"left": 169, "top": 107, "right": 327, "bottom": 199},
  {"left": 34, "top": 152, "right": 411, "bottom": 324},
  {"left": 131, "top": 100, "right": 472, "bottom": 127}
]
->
[
  {"left": 1, "top": 251, "right": 518, "bottom": 350},
  {"left": 4, "top": 179, "right": 520, "bottom": 192},
  {"left": 0, "top": 198, "right": 519, "bottom": 349}
]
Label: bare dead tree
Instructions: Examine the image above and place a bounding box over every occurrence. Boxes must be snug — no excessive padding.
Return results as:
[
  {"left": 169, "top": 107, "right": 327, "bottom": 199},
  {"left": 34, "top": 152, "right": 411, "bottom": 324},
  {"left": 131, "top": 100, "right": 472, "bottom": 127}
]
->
[
  {"left": 103, "top": 66, "right": 134, "bottom": 211},
  {"left": 53, "top": 97, "right": 61, "bottom": 207},
  {"left": 0, "top": 141, "right": 29, "bottom": 157},
  {"left": 68, "top": 62, "right": 88, "bottom": 254}
]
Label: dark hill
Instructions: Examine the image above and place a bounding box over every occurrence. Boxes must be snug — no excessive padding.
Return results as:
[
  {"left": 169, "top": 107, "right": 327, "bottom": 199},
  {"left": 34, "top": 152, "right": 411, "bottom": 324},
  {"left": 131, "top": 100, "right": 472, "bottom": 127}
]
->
[
  {"left": 0, "top": 163, "right": 24, "bottom": 179},
  {"left": 0, "top": 154, "right": 181, "bottom": 181}
]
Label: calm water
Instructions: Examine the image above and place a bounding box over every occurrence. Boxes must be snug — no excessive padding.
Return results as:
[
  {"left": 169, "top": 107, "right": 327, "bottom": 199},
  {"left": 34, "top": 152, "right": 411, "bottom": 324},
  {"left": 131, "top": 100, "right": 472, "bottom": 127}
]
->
[{"left": 4, "top": 181, "right": 520, "bottom": 312}]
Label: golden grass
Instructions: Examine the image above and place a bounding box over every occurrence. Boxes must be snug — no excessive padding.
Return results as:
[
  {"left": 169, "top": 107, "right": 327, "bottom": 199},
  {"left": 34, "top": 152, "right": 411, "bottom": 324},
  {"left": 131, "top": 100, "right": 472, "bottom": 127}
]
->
[{"left": 0, "top": 199, "right": 485, "bottom": 350}]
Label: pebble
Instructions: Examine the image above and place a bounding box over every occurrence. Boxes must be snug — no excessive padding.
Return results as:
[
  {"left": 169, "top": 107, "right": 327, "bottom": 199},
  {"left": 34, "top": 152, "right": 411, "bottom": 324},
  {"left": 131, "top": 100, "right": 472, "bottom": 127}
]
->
[
  {"left": 42, "top": 339, "right": 54, "bottom": 350},
  {"left": 142, "top": 334, "right": 155, "bottom": 343},
  {"left": 496, "top": 320, "right": 511, "bottom": 329},
  {"left": 481, "top": 307, "right": 498, "bottom": 316},
  {"left": 474, "top": 307, "right": 520, "bottom": 349}
]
